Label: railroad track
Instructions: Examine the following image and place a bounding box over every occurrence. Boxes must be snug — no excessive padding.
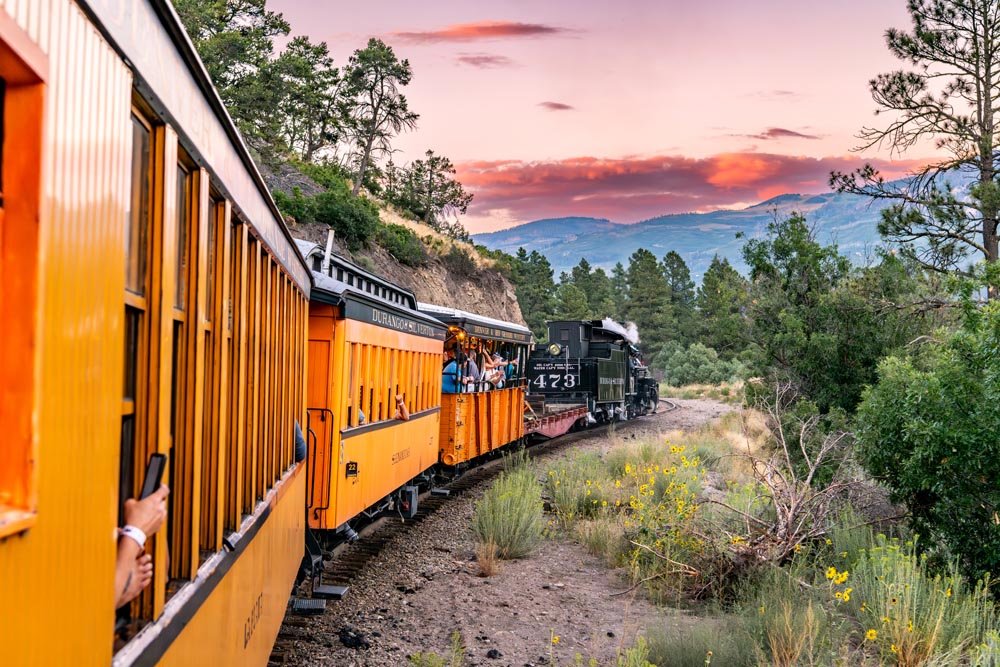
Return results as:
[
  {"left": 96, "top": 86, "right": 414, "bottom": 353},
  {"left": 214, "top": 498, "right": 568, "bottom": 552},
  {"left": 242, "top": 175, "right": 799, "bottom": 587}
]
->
[{"left": 268, "top": 405, "right": 675, "bottom": 665}]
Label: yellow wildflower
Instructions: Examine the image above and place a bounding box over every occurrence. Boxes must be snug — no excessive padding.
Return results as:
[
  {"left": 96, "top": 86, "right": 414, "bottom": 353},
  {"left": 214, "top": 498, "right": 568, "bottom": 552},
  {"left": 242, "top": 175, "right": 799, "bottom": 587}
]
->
[
  {"left": 552, "top": 635, "right": 560, "bottom": 645},
  {"left": 865, "top": 629, "right": 878, "bottom": 641},
  {"left": 825, "top": 566, "right": 837, "bottom": 580},
  {"left": 890, "top": 644, "right": 898, "bottom": 654},
  {"left": 907, "top": 620, "right": 913, "bottom": 633}
]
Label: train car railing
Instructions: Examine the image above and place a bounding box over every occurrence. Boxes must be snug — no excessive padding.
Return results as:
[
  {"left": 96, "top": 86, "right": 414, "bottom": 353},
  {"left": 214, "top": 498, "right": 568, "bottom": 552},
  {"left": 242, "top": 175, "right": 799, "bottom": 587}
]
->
[{"left": 306, "top": 408, "right": 335, "bottom": 519}]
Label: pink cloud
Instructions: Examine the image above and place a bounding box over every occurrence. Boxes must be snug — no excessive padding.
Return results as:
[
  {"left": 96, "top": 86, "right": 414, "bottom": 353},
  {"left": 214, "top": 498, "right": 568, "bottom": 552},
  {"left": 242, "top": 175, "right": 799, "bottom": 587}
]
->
[
  {"left": 457, "top": 153, "right": 927, "bottom": 225},
  {"left": 456, "top": 53, "right": 515, "bottom": 68},
  {"left": 539, "top": 101, "right": 574, "bottom": 111},
  {"left": 746, "top": 127, "right": 821, "bottom": 140},
  {"left": 392, "top": 21, "right": 568, "bottom": 43}
]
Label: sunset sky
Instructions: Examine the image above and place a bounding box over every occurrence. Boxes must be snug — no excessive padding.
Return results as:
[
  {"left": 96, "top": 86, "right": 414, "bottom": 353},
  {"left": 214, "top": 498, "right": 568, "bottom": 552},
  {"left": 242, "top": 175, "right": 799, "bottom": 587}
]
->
[{"left": 271, "top": 0, "right": 930, "bottom": 232}]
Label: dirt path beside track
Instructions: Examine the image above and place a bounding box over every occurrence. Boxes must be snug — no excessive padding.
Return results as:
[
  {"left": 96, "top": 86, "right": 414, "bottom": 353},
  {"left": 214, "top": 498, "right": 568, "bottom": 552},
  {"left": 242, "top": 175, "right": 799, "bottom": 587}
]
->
[{"left": 279, "top": 399, "right": 732, "bottom": 666}]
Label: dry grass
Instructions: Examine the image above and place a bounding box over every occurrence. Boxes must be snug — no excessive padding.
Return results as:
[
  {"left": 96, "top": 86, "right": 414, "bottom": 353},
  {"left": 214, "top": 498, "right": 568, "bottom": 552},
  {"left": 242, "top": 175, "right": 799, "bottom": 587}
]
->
[
  {"left": 476, "top": 540, "right": 501, "bottom": 577},
  {"left": 376, "top": 204, "right": 496, "bottom": 269},
  {"left": 660, "top": 381, "right": 744, "bottom": 404}
]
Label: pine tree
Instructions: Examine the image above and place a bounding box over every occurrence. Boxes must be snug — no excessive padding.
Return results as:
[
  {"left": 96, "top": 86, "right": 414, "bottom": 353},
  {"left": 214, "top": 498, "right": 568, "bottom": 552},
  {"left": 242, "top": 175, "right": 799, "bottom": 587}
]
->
[
  {"left": 623, "top": 248, "right": 672, "bottom": 356},
  {"left": 588, "top": 267, "right": 616, "bottom": 318},
  {"left": 661, "top": 251, "right": 696, "bottom": 343},
  {"left": 344, "top": 38, "right": 419, "bottom": 196},
  {"left": 610, "top": 262, "right": 628, "bottom": 319},
  {"left": 555, "top": 283, "right": 590, "bottom": 320},
  {"left": 830, "top": 0, "right": 1000, "bottom": 292},
  {"left": 696, "top": 255, "right": 748, "bottom": 358},
  {"left": 512, "top": 248, "right": 556, "bottom": 340}
]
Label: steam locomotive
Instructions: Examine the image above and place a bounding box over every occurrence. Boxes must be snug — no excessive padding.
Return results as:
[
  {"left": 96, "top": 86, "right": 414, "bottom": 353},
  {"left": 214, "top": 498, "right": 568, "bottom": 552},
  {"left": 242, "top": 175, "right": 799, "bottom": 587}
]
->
[{"left": 526, "top": 320, "right": 659, "bottom": 423}]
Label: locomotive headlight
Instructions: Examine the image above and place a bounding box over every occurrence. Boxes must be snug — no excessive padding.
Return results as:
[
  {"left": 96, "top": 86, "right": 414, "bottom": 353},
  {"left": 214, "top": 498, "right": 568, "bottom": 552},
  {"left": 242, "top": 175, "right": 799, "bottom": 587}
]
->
[{"left": 547, "top": 343, "right": 562, "bottom": 356}]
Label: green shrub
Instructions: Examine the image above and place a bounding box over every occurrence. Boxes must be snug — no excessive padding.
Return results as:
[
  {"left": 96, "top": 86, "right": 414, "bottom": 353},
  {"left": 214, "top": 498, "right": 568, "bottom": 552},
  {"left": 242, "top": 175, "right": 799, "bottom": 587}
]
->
[
  {"left": 855, "top": 298, "right": 1000, "bottom": 579},
  {"left": 441, "top": 246, "right": 477, "bottom": 277},
  {"left": 272, "top": 175, "right": 380, "bottom": 251},
  {"left": 646, "top": 617, "right": 754, "bottom": 667},
  {"left": 736, "top": 560, "right": 839, "bottom": 667},
  {"left": 616, "top": 637, "right": 655, "bottom": 667},
  {"left": 655, "top": 342, "right": 747, "bottom": 387},
  {"left": 408, "top": 631, "right": 464, "bottom": 667},
  {"left": 544, "top": 451, "right": 613, "bottom": 520},
  {"left": 472, "top": 466, "right": 543, "bottom": 559},
  {"left": 842, "top": 535, "right": 998, "bottom": 665},
  {"left": 376, "top": 223, "right": 428, "bottom": 266}
]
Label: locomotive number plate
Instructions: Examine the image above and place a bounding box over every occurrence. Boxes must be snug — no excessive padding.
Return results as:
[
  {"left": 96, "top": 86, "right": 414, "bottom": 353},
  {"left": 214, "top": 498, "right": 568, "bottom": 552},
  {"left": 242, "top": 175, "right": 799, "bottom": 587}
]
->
[
  {"left": 345, "top": 461, "right": 358, "bottom": 478},
  {"left": 529, "top": 360, "right": 580, "bottom": 390}
]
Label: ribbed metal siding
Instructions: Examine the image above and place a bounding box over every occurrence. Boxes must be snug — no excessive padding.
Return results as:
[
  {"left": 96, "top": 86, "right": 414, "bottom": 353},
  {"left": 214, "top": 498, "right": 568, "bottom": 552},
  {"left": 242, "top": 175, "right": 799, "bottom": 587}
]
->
[{"left": 0, "top": 1, "right": 132, "bottom": 664}]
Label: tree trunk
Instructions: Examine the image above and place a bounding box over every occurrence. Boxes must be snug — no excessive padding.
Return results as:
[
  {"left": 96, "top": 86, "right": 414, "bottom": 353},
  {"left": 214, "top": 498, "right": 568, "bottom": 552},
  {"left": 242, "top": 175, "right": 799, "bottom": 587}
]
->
[{"left": 353, "top": 134, "right": 374, "bottom": 196}]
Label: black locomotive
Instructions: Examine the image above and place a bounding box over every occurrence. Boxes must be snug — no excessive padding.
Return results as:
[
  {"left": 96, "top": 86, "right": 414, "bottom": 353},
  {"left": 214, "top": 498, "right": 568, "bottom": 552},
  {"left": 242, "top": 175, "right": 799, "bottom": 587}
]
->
[{"left": 526, "top": 320, "right": 659, "bottom": 422}]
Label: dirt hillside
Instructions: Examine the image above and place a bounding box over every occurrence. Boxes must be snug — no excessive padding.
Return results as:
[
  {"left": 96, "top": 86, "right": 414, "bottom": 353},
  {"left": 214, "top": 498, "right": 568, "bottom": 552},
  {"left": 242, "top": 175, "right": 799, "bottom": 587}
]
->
[{"left": 265, "top": 162, "right": 525, "bottom": 325}]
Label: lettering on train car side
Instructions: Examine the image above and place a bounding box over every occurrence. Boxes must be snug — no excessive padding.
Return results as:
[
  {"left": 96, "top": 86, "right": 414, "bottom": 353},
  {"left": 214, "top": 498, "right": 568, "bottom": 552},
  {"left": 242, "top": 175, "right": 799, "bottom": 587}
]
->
[
  {"left": 345, "top": 301, "right": 445, "bottom": 339},
  {"left": 464, "top": 323, "right": 531, "bottom": 344},
  {"left": 244, "top": 592, "right": 264, "bottom": 649},
  {"left": 392, "top": 448, "right": 410, "bottom": 464}
]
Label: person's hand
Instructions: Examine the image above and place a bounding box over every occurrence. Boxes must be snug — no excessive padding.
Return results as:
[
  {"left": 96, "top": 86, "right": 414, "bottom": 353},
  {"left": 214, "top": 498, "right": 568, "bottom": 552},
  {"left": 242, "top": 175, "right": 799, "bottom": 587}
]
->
[
  {"left": 117, "top": 553, "right": 153, "bottom": 607},
  {"left": 124, "top": 485, "right": 169, "bottom": 536},
  {"left": 395, "top": 394, "right": 405, "bottom": 404}
]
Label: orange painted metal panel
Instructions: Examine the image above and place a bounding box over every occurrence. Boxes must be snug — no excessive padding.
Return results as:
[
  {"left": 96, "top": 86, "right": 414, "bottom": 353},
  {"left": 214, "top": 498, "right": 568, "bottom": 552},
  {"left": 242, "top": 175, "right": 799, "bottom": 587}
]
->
[
  {"left": 0, "top": 1, "right": 132, "bottom": 663},
  {"left": 306, "top": 307, "right": 444, "bottom": 530},
  {"left": 439, "top": 387, "right": 526, "bottom": 466},
  {"left": 0, "top": 2, "right": 310, "bottom": 665}
]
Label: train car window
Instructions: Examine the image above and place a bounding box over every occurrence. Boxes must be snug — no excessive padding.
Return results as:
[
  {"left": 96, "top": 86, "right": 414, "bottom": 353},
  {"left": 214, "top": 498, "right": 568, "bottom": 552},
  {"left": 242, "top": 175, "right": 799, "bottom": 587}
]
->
[
  {"left": 174, "top": 165, "right": 190, "bottom": 310},
  {"left": 0, "top": 40, "right": 45, "bottom": 537},
  {"left": 167, "top": 160, "right": 196, "bottom": 586},
  {"left": 200, "top": 196, "right": 224, "bottom": 559},
  {"left": 242, "top": 240, "right": 256, "bottom": 513},
  {"left": 225, "top": 219, "right": 245, "bottom": 530},
  {"left": 120, "top": 113, "right": 153, "bottom": 524}
]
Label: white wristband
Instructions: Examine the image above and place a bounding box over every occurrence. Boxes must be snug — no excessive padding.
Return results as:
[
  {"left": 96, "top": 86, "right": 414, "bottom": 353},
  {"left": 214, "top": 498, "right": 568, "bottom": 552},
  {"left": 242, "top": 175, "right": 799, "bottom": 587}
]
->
[{"left": 121, "top": 525, "right": 147, "bottom": 549}]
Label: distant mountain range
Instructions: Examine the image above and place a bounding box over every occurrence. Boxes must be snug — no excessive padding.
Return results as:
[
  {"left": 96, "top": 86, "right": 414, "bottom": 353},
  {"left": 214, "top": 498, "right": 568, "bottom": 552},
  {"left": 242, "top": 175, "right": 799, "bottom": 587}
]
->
[{"left": 472, "top": 191, "right": 901, "bottom": 281}]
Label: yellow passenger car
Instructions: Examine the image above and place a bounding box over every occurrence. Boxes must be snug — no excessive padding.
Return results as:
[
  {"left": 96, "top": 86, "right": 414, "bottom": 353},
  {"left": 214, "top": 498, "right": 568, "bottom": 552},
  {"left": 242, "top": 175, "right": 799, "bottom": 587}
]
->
[
  {"left": 417, "top": 304, "right": 534, "bottom": 467},
  {"left": 300, "top": 242, "right": 446, "bottom": 534},
  {"left": 0, "top": 1, "right": 309, "bottom": 665}
]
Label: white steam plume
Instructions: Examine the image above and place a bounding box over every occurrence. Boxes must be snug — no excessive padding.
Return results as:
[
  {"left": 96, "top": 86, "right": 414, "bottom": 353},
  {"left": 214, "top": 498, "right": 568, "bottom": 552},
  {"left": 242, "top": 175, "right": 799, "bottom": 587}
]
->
[{"left": 601, "top": 317, "right": 640, "bottom": 344}]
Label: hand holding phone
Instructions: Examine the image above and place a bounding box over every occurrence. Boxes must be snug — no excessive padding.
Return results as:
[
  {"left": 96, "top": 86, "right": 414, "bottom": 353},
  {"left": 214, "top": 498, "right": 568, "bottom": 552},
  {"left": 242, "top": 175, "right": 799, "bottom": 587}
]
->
[
  {"left": 140, "top": 453, "right": 167, "bottom": 499},
  {"left": 123, "top": 454, "right": 170, "bottom": 538}
]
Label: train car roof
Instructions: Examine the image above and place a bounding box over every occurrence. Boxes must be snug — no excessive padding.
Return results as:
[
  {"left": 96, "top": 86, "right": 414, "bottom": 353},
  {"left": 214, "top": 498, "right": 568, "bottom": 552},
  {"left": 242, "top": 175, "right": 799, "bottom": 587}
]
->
[
  {"left": 417, "top": 303, "right": 533, "bottom": 345},
  {"left": 305, "top": 244, "right": 446, "bottom": 340},
  {"left": 81, "top": 0, "right": 311, "bottom": 291}
]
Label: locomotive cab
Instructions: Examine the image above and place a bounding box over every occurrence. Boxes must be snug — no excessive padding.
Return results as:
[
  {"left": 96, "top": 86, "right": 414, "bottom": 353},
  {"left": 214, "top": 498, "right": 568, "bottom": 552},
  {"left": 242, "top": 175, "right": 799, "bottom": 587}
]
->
[{"left": 527, "top": 320, "right": 658, "bottom": 422}]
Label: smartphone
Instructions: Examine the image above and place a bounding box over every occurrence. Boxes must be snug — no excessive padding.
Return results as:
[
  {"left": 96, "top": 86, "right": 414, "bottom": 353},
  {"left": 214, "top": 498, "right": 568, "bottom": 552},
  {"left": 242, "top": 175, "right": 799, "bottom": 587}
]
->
[{"left": 140, "top": 453, "right": 167, "bottom": 499}]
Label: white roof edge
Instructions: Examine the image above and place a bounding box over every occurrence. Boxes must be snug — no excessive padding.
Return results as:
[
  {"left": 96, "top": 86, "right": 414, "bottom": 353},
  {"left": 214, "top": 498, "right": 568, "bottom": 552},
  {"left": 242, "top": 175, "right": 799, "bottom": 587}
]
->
[{"left": 417, "top": 302, "right": 532, "bottom": 335}]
